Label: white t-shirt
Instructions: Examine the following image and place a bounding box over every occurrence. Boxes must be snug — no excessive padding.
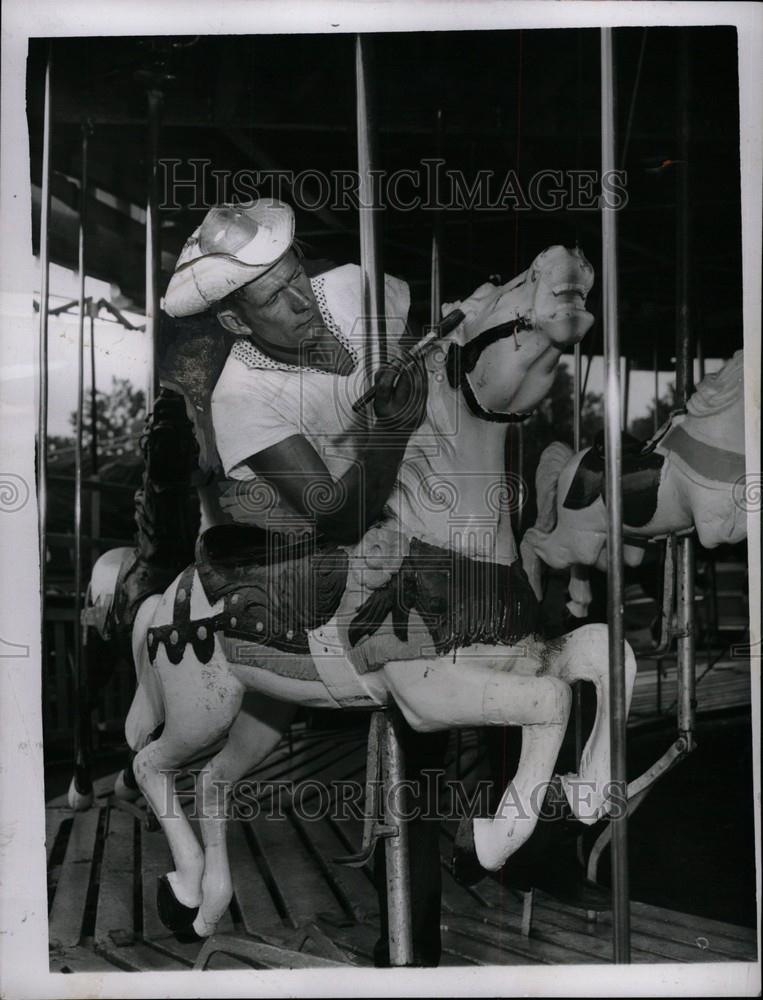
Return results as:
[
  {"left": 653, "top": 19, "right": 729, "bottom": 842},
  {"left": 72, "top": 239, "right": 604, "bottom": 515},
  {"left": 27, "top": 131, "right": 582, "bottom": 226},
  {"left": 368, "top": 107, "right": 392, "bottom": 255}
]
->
[{"left": 211, "top": 264, "right": 410, "bottom": 529}]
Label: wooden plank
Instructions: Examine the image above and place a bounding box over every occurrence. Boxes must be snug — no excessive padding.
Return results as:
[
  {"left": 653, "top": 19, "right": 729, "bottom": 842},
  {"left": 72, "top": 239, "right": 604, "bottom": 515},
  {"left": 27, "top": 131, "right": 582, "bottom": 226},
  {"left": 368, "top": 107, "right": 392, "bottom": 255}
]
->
[
  {"left": 476, "top": 877, "right": 748, "bottom": 964},
  {"left": 49, "top": 944, "right": 124, "bottom": 973},
  {"left": 443, "top": 911, "right": 609, "bottom": 966},
  {"left": 48, "top": 808, "right": 101, "bottom": 950},
  {"left": 97, "top": 939, "right": 192, "bottom": 971},
  {"left": 290, "top": 812, "right": 379, "bottom": 922},
  {"left": 317, "top": 921, "right": 377, "bottom": 963},
  {"left": 440, "top": 921, "right": 542, "bottom": 966},
  {"left": 254, "top": 740, "right": 366, "bottom": 806},
  {"left": 227, "top": 819, "right": 284, "bottom": 935},
  {"left": 626, "top": 901, "right": 757, "bottom": 959},
  {"left": 250, "top": 731, "right": 365, "bottom": 785},
  {"left": 249, "top": 811, "right": 345, "bottom": 928},
  {"left": 94, "top": 808, "right": 135, "bottom": 950}
]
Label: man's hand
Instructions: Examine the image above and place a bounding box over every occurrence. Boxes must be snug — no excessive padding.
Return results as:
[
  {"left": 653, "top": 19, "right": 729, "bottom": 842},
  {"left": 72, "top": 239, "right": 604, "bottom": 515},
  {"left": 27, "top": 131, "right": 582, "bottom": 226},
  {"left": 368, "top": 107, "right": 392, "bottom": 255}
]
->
[{"left": 373, "top": 355, "right": 428, "bottom": 431}]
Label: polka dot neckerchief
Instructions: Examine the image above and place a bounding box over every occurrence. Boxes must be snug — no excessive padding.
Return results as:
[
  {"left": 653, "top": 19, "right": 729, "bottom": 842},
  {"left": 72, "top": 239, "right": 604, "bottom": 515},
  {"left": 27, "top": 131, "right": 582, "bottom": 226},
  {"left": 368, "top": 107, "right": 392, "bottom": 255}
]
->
[{"left": 230, "top": 272, "right": 360, "bottom": 375}]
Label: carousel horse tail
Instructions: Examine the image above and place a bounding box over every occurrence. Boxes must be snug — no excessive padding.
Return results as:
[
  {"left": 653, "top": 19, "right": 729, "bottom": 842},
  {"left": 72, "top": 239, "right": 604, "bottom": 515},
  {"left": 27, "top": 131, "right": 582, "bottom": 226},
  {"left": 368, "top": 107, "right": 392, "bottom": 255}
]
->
[{"left": 125, "top": 593, "right": 165, "bottom": 752}]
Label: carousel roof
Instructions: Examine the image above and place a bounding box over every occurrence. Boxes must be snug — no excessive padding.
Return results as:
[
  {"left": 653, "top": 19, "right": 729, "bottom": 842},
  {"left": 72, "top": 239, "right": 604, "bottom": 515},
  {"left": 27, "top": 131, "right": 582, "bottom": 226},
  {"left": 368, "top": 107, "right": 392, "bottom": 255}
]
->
[{"left": 26, "top": 26, "right": 744, "bottom": 369}]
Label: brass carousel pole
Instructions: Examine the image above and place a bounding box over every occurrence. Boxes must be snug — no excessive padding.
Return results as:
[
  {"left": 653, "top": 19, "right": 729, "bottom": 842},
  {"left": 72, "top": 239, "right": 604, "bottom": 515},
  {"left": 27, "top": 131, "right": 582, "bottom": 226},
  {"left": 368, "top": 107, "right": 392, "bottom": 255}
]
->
[
  {"left": 355, "top": 35, "right": 388, "bottom": 379},
  {"left": 37, "top": 44, "right": 53, "bottom": 619},
  {"left": 70, "top": 123, "right": 93, "bottom": 808},
  {"left": 355, "top": 33, "right": 412, "bottom": 967},
  {"left": 675, "top": 30, "right": 696, "bottom": 753},
  {"left": 601, "top": 26, "right": 631, "bottom": 963}
]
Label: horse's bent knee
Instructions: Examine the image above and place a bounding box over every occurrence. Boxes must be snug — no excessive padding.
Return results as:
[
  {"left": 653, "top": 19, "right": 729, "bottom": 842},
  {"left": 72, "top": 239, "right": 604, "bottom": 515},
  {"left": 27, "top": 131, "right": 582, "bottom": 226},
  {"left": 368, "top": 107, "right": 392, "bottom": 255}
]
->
[{"left": 546, "top": 676, "right": 572, "bottom": 724}]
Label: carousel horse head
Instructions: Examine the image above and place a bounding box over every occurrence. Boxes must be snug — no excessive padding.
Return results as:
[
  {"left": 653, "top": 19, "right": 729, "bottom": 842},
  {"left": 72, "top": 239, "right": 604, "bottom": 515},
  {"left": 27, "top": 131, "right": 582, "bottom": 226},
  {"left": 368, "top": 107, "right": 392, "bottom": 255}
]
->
[{"left": 440, "top": 245, "right": 595, "bottom": 421}]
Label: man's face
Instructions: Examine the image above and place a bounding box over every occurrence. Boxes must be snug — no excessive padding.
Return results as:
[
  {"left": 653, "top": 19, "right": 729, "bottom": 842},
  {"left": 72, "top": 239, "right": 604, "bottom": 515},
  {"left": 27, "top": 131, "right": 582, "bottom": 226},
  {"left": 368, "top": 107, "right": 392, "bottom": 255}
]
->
[{"left": 227, "top": 250, "right": 322, "bottom": 349}]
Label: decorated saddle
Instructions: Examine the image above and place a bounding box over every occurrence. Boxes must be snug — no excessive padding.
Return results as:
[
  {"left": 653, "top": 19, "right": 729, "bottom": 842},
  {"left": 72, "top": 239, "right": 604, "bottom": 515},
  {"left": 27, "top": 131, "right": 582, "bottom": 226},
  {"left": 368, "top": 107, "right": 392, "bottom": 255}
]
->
[
  {"left": 146, "top": 525, "right": 543, "bottom": 668},
  {"left": 562, "top": 430, "right": 665, "bottom": 528},
  {"left": 348, "top": 537, "right": 541, "bottom": 654},
  {"left": 147, "top": 524, "right": 349, "bottom": 663}
]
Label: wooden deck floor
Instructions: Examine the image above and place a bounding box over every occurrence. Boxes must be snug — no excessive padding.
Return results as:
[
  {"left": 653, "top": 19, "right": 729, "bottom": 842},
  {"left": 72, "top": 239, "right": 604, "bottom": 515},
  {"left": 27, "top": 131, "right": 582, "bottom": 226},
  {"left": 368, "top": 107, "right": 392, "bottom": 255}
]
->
[
  {"left": 628, "top": 650, "right": 751, "bottom": 726},
  {"left": 46, "top": 722, "right": 757, "bottom": 973}
]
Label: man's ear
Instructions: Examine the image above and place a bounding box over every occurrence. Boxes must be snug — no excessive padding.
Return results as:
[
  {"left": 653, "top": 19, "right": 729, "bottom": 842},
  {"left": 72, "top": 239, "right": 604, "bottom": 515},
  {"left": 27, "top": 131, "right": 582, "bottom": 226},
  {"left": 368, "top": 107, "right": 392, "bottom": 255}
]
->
[{"left": 217, "top": 308, "right": 251, "bottom": 336}]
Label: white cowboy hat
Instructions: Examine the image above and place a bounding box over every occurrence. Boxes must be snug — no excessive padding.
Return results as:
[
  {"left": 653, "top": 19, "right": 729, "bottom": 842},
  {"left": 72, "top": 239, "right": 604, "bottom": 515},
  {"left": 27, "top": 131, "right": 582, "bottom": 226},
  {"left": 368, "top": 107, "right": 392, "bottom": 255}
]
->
[{"left": 163, "top": 198, "right": 295, "bottom": 317}]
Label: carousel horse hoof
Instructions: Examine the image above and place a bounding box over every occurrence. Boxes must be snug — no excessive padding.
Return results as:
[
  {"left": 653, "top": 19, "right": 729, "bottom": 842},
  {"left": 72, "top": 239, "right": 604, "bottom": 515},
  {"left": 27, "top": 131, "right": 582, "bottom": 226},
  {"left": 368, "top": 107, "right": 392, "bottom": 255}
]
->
[
  {"left": 67, "top": 773, "right": 94, "bottom": 812},
  {"left": 451, "top": 816, "right": 488, "bottom": 887},
  {"left": 156, "top": 875, "right": 200, "bottom": 934},
  {"left": 114, "top": 768, "right": 141, "bottom": 802}
]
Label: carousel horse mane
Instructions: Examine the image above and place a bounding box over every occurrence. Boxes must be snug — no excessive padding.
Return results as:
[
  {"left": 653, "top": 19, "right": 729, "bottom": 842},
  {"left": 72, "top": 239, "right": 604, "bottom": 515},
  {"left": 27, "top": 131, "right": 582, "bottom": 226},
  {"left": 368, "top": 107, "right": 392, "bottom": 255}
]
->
[{"left": 687, "top": 348, "right": 744, "bottom": 420}]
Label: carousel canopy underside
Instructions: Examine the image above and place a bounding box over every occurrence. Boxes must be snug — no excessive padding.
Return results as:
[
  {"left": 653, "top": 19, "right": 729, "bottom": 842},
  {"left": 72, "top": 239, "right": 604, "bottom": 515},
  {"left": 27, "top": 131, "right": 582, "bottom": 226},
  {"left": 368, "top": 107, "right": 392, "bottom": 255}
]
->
[{"left": 26, "top": 27, "right": 744, "bottom": 369}]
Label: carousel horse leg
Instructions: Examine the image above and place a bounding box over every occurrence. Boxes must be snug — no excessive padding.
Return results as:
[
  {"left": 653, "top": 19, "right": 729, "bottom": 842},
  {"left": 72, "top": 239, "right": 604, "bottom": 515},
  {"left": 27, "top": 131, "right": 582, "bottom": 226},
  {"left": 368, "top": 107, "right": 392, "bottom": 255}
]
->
[
  {"left": 192, "top": 695, "right": 298, "bottom": 938},
  {"left": 114, "top": 594, "right": 164, "bottom": 801},
  {"left": 132, "top": 644, "right": 245, "bottom": 937},
  {"left": 545, "top": 623, "right": 637, "bottom": 823},
  {"left": 382, "top": 654, "right": 572, "bottom": 871}
]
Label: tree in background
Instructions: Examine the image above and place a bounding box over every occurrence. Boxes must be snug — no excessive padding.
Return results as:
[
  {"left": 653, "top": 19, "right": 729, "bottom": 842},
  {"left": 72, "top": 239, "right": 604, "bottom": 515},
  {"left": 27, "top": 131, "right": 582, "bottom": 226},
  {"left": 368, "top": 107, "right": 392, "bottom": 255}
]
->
[
  {"left": 628, "top": 380, "right": 677, "bottom": 442},
  {"left": 46, "top": 378, "right": 147, "bottom": 572},
  {"left": 68, "top": 375, "right": 146, "bottom": 459}
]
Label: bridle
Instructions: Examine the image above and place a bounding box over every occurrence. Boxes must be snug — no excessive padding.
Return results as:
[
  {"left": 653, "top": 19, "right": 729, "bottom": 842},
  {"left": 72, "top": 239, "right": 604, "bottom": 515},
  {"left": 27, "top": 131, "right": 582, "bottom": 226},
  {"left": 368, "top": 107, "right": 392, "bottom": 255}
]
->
[{"left": 445, "top": 317, "right": 535, "bottom": 424}]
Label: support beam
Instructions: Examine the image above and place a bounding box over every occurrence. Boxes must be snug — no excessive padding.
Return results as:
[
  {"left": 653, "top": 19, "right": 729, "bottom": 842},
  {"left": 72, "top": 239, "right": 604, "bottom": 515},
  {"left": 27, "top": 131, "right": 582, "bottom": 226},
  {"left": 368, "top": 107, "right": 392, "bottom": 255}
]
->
[
  {"left": 37, "top": 45, "right": 53, "bottom": 614},
  {"left": 675, "top": 30, "right": 696, "bottom": 752},
  {"left": 600, "top": 26, "right": 631, "bottom": 963},
  {"left": 72, "top": 124, "right": 91, "bottom": 800}
]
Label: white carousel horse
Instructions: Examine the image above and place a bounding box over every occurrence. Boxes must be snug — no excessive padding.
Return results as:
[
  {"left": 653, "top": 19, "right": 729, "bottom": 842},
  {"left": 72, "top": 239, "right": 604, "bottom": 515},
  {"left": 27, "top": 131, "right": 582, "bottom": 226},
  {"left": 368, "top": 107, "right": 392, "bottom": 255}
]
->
[
  {"left": 73, "top": 392, "right": 200, "bottom": 809},
  {"left": 520, "top": 349, "right": 747, "bottom": 616},
  {"left": 115, "top": 245, "right": 636, "bottom": 940}
]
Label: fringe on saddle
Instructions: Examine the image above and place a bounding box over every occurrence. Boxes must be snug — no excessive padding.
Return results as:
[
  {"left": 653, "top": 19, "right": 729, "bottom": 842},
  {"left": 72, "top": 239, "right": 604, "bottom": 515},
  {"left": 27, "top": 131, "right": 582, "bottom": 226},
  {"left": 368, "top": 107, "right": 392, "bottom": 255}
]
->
[{"left": 348, "top": 537, "right": 541, "bottom": 654}]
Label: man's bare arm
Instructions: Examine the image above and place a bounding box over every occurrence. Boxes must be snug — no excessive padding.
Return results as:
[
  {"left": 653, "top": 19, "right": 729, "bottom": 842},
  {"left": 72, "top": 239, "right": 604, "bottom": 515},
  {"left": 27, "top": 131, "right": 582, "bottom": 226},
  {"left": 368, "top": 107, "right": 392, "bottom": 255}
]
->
[{"left": 246, "top": 355, "right": 427, "bottom": 544}]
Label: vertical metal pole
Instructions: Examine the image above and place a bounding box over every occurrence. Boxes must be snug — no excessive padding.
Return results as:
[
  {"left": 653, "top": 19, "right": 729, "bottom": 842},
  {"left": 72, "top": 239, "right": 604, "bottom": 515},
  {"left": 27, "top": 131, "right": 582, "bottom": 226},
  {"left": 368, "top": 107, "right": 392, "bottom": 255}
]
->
[
  {"left": 89, "top": 307, "right": 101, "bottom": 566},
  {"left": 572, "top": 342, "right": 584, "bottom": 811},
  {"left": 145, "top": 89, "right": 163, "bottom": 412},
  {"left": 653, "top": 344, "right": 660, "bottom": 436},
  {"left": 89, "top": 309, "right": 98, "bottom": 474},
  {"left": 37, "top": 44, "right": 53, "bottom": 615},
  {"left": 622, "top": 355, "right": 631, "bottom": 431},
  {"left": 429, "top": 109, "right": 443, "bottom": 329},
  {"left": 675, "top": 30, "right": 696, "bottom": 751},
  {"left": 72, "top": 126, "right": 90, "bottom": 796},
  {"left": 600, "top": 26, "right": 631, "bottom": 963},
  {"left": 382, "top": 709, "right": 413, "bottom": 966},
  {"left": 355, "top": 35, "right": 387, "bottom": 384}
]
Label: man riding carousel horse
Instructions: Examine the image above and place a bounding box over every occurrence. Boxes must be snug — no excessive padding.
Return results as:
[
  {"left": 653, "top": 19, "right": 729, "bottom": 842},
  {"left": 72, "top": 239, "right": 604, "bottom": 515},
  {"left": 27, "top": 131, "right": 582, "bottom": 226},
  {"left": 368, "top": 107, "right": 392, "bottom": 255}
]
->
[{"left": 104, "top": 197, "right": 620, "bottom": 959}]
